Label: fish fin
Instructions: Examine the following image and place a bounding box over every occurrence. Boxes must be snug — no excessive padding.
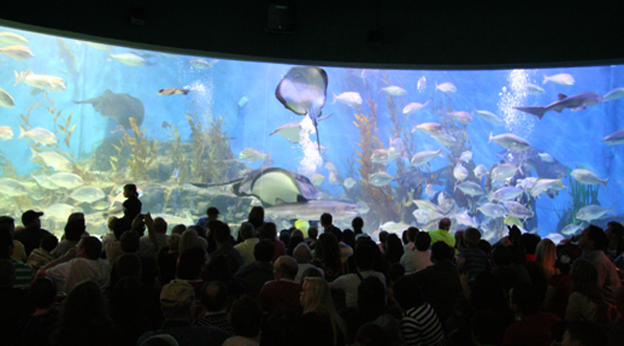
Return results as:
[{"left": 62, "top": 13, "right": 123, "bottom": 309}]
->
[
  {"left": 18, "top": 124, "right": 26, "bottom": 140},
  {"left": 274, "top": 198, "right": 287, "bottom": 205},
  {"left": 182, "top": 89, "right": 190, "bottom": 95},
  {"left": 557, "top": 93, "right": 567, "bottom": 100},
  {"left": 542, "top": 74, "right": 549, "bottom": 85},
  {"left": 29, "top": 147, "right": 38, "bottom": 160},
  {"left": 331, "top": 93, "right": 337, "bottom": 105},
  {"left": 488, "top": 132, "right": 493, "bottom": 144},
  {"left": 603, "top": 178, "right": 609, "bottom": 189},
  {"left": 514, "top": 106, "right": 546, "bottom": 120},
  {"left": 572, "top": 105, "right": 586, "bottom": 111}
]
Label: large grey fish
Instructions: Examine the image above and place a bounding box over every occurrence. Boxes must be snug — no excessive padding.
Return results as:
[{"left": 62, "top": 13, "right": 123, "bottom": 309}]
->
[
  {"left": 73, "top": 89, "right": 145, "bottom": 129},
  {"left": 602, "top": 128, "right": 624, "bottom": 145},
  {"left": 191, "top": 167, "right": 321, "bottom": 206},
  {"left": 514, "top": 92, "right": 606, "bottom": 120},
  {"left": 497, "top": 148, "right": 568, "bottom": 179},
  {"left": 275, "top": 67, "right": 328, "bottom": 152},
  {"left": 264, "top": 200, "right": 360, "bottom": 220}
]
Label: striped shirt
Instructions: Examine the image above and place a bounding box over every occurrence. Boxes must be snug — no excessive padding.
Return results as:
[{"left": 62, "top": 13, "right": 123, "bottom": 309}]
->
[
  {"left": 401, "top": 302, "right": 445, "bottom": 346},
  {"left": 10, "top": 258, "right": 33, "bottom": 290}
]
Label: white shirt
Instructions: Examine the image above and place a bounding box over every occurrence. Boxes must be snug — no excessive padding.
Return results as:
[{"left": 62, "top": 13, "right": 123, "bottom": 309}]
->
[
  {"left": 234, "top": 238, "right": 260, "bottom": 265},
  {"left": 329, "top": 270, "right": 386, "bottom": 308},
  {"left": 400, "top": 250, "right": 433, "bottom": 274},
  {"left": 47, "top": 257, "right": 111, "bottom": 294}
]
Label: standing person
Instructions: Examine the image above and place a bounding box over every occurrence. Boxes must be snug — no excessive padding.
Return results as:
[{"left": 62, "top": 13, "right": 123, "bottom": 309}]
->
[
  {"left": 105, "top": 184, "right": 142, "bottom": 232},
  {"left": 14, "top": 210, "right": 52, "bottom": 257},
  {"left": 351, "top": 217, "right": 364, "bottom": 236},
  {"left": 197, "top": 207, "right": 220, "bottom": 232}
]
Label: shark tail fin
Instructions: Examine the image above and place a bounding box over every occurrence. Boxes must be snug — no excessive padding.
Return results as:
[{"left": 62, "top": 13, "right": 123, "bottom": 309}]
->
[{"left": 514, "top": 106, "right": 546, "bottom": 120}]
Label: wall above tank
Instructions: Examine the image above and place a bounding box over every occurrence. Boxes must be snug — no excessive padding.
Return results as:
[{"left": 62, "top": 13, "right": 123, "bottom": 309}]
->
[{"left": 2, "top": 0, "right": 624, "bottom": 68}]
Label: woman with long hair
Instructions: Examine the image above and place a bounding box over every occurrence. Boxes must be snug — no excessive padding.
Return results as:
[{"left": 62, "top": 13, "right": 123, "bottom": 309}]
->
[
  {"left": 535, "top": 239, "right": 557, "bottom": 280},
  {"left": 299, "top": 277, "right": 347, "bottom": 346},
  {"left": 311, "top": 233, "right": 342, "bottom": 282},
  {"left": 566, "top": 258, "right": 611, "bottom": 323}
]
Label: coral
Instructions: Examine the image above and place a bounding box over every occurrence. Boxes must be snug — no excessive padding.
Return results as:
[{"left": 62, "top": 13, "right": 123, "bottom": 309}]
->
[{"left": 114, "top": 117, "right": 157, "bottom": 179}]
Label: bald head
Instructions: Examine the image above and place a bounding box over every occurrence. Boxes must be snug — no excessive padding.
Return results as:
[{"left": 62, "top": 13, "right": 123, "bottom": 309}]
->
[
  {"left": 274, "top": 255, "right": 298, "bottom": 280},
  {"left": 294, "top": 243, "right": 311, "bottom": 264}
]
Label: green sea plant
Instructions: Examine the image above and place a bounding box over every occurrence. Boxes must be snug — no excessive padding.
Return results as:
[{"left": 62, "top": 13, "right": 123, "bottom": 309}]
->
[
  {"left": 164, "top": 123, "right": 189, "bottom": 182},
  {"left": 558, "top": 167, "right": 599, "bottom": 225},
  {"left": 115, "top": 117, "right": 157, "bottom": 179},
  {"left": 187, "top": 109, "right": 234, "bottom": 183},
  {"left": 0, "top": 149, "right": 17, "bottom": 178}
]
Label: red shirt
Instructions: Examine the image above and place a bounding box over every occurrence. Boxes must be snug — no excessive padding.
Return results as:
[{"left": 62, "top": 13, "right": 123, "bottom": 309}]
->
[
  {"left": 502, "top": 311, "right": 561, "bottom": 346},
  {"left": 259, "top": 279, "right": 302, "bottom": 316}
]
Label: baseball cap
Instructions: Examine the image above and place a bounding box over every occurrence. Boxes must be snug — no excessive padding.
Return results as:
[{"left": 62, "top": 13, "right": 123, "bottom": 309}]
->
[
  {"left": 160, "top": 280, "right": 195, "bottom": 308},
  {"left": 22, "top": 210, "right": 43, "bottom": 225}
]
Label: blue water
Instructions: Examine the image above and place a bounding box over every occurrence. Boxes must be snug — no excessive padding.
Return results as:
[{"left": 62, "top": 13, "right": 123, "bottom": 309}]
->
[{"left": 1, "top": 24, "right": 623, "bottom": 242}]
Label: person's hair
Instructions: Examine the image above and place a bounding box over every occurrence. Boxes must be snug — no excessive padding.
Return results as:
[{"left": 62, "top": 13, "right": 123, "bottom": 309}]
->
[
  {"left": 201, "top": 280, "right": 228, "bottom": 312},
  {"left": 207, "top": 207, "right": 219, "bottom": 217},
  {"left": 407, "top": 227, "right": 419, "bottom": 242},
  {"left": 213, "top": 221, "right": 231, "bottom": 244},
  {"left": 286, "top": 235, "right": 304, "bottom": 257},
  {"left": 431, "top": 241, "right": 454, "bottom": 262},
  {"left": 51, "top": 280, "right": 114, "bottom": 346},
  {"left": 239, "top": 222, "right": 255, "bottom": 240},
  {"left": 535, "top": 238, "right": 556, "bottom": 280},
  {"left": 176, "top": 247, "right": 206, "bottom": 280},
  {"left": 275, "top": 256, "right": 298, "bottom": 279},
  {"left": 351, "top": 217, "right": 364, "bottom": 233},
  {"left": 357, "top": 276, "right": 386, "bottom": 318},
  {"left": 454, "top": 230, "right": 465, "bottom": 250},
  {"left": 116, "top": 253, "right": 142, "bottom": 278},
  {"left": 300, "top": 266, "right": 323, "bottom": 283},
  {"left": 384, "top": 234, "right": 404, "bottom": 263},
  {"left": 40, "top": 233, "right": 58, "bottom": 252},
  {"left": 402, "top": 230, "right": 410, "bottom": 245},
  {"left": 230, "top": 295, "right": 262, "bottom": 338},
  {"left": 204, "top": 254, "right": 232, "bottom": 282},
  {"left": 108, "top": 276, "right": 144, "bottom": 328},
  {"left": 608, "top": 221, "right": 624, "bottom": 239},
  {"left": 79, "top": 236, "right": 102, "bottom": 260},
  {"left": 29, "top": 277, "right": 57, "bottom": 309},
  {"left": 470, "top": 310, "right": 505, "bottom": 345},
  {"left": 0, "top": 230, "right": 12, "bottom": 259},
  {"left": 124, "top": 183, "right": 138, "bottom": 197},
  {"left": 522, "top": 233, "right": 541, "bottom": 255},
  {"left": 254, "top": 239, "right": 276, "bottom": 262},
  {"left": 393, "top": 275, "right": 425, "bottom": 310},
  {"left": 566, "top": 321, "right": 608, "bottom": 346},
  {"left": 0, "top": 215, "right": 14, "bottom": 232},
  {"left": 0, "top": 259, "right": 14, "bottom": 286},
  {"left": 354, "top": 243, "right": 376, "bottom": 270},
  {"left": 571, "top": 258, "right": 606, "bottom": 308},
  {"left": 279, "top": 230, "right": 291, "bottom": 245},
  {"left": 113, "top": 217, "right": 129, "bottom": 240},
  {"left": 107, "top": 216, "right": 117, "bottom": 232},
  {"left": 153, "top": 217, "right": 167, "bottom": 234},
  {"left": 260, "top": 308, "right": 299, "bottom": 346},
  {"left": 491, "top": 244, "right": 522, "bottom": 267},
  {"left": 167, "top": 233, "right": 181, "bottom": 252},
  {"left": 510, "top": 281, "right": 540, "bottom": 315},
  {"left": 478, "top": 239, "right": 492, "bottom": 257},
  {"left": 342, "top": 229, "right": 356, "bottom": 249},
  {"left": 301, "top": 277, "right": 347, "bottom": 344},
  {"left": 388, "top": 262, "right": 405, "bottom": 283},
  {"left": 248, "top": 206, "right": 265, "bottom": 227},
  {"left": 64, "top": 218, "right": 86, "bottom": 241},
  {"left": 320, "top": 213, "right": 333, "bottom": 227},
  {"left": 555, "top": 243, "right": 581, "bottom": 275},
  {"left": 414, "top": 231, "right": 431, "bottom": 251},
  {"left": 294, "top": 242, "right": 312, "bottom": 264},
  {"left": 439, "top": 218, "right": 451, "bottom": 230},
  {"left": 355, "top": 323, "right": 389, "bottom": 346},
  {"left": 378, "top": 231, "right": 389, "bottom": 244},
  {"left": 172, "top": 224, "right": 186, "bottom": 235},
  {"left": 259, "top": 222, "right": 277, "bottom": 241},
  {"left": 308, "top": 226, "right": 318, "bottom": 239},
  {"left": 315, "top": 232, "right": 342, "bottom": 269},
  {"left": 120, "top": 230, "right": 140, "bottom": 253},
  {"left": 585, "top": 225, "right": 608, "bottom": 251},
  {"left": 178, "top": 229, "right": 200, "bottom": 254},
  {"left": 464, "top": 228, "right": 481, "bottom": 246}
]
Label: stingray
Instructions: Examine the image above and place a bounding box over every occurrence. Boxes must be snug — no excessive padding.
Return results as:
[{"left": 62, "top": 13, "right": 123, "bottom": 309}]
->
[
  {"left": 497, "top": 148, "right": 569, "bottom": 179},
  {"left": 73, "top": 89, "right": 145, "bottom": 129},
  {"left": 275, "top": 67, "right": 328, "bottom": 152},
  {"left": 191, "top": 167, "right": 322, "bottom": 206}
]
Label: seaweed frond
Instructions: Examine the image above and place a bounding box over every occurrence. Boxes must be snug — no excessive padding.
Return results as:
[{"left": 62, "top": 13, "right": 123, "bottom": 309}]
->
[{"left": 117, "top": 117, "right": 157, "bottom": 179}]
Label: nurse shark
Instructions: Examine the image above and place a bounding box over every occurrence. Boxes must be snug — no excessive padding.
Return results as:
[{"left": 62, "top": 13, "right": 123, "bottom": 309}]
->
[{"left": 514, "top": 92, "right": 606, "bottom": 120}]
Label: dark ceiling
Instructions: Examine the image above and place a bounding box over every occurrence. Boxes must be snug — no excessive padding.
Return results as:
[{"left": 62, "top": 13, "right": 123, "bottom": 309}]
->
[{"left": 2, "top": 0, "right": 624, "bottom": 69}]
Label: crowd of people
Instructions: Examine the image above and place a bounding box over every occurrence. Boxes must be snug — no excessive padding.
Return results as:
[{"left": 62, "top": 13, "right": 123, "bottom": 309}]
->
[{"left": 1, "top": 186, "right": 624, "bottom": 346}]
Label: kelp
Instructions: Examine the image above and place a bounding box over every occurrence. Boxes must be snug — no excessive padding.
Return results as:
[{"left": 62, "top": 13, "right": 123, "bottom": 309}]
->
[
  {"left": 187, "top": 109, "right": 234, "bottom": 183},
  {"left": 557, "top": 167, "right": 600, "bottom": 225},
  {"left": 115, "top": 117, "right": 157, "bottom": 179},
  {"left": 0, "top": 149, "right": 17, "bottom": 178},
  {"left": 164, "top": 123, "right": 189, "bottom": 182}
]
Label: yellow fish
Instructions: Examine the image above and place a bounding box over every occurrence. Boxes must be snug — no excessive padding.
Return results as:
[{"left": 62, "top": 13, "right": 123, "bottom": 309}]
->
[
  {"left": 0, "top": 126, "right": 13, "bottom": 140},
  {"left": 0, "top": 45, "right": 33, "bottom": 60}
]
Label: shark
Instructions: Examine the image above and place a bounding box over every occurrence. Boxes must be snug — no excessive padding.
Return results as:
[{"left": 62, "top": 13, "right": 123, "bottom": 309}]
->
[
  {"left": 264, "top": 199, "right": 361, "bottom": 220},
  {"left": 191, "top": 167, "right": 321, "bottom": 206},
  {"left": 514, "top": 92, "right": 606, "bottom": 120},
  {"left": 275, "top": 67, "right": 328, "bottom": 152}
]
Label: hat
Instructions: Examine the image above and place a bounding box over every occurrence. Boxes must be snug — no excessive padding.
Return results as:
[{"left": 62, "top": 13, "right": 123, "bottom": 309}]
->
[
  {"left": 22, "top": 210, "right": 43, "bottom": 225},
  {"left": 160, "top": 280, "right": 195, "bottom": 308},
  {"left": 207, "top": 207, "right": 219, "bottom": 216}
]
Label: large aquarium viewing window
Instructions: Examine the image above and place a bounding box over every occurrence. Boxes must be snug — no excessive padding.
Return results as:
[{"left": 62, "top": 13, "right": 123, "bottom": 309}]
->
[{"left": 1, "top": 24, "right": 622, "bottom": 244}]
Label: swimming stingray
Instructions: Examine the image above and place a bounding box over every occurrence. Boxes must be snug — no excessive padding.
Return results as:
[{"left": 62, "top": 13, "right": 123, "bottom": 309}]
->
[
  {"left": 497, "top": 148, "right": 569, "bottom": 179},
  {"left": 275, "top": 67, "right": 328, "bottom": 152},
  {"left": 73, "top": 89, "right": 145, "bottom": 129},
  {"left": 191, "top": 167, "right": 322, "bottom": 206}
]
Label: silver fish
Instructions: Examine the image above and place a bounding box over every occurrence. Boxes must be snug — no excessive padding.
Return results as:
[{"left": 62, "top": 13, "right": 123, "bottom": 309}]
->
[
  {"left": 417, "top": 77, "right": 427, "bottom": 92},
  {"left": 157, "top": 88, "right": 190, "bottom": 96},
  {"left": 47, "top": 172, "right": 84, "bottom": 189},
  {"left": 343, "top": 177, "right": 356, "bottom": 189},
  {"left": 18, "top": 125, "right": 58, "bottom": 146},
  {"left": 332, "top": 92, "right": 362, "bottom": 107},
  {"left": 403, "top": 100, "right": 430, "bottom": 115},
  {"left": 69, "top": 186, "right": 107, "bottom": 203},
  {"left": 576, "top": 204, "right": 614, "bottom": 221},
  {"left": 473, "top": 164, "right": 487, "bottom": 180},
  {"left": 265, "top": 200, "right": 360, "bottom": 220},
  {"left": 0, "top": 45, "right": 34, "bottom": 60},
  {"left": 491, "top": 186, "right": 523, "bottom": 201},
  {"left": 0, "top": 88, "right": 14, "bottom": 108},
  {"left": 529, "top": 177, "right": 565, "bottom": 198},
  {"left": 410, "top": 147, "right": 442, "bottom": 166},
  {"left": 453, "top": 163, "right": 469, "bottom": 181},
  {"left": 571, "top": 168, "right": 608, "bottom": 187},
  {"left": 436, "top": 82, "right": 457, "bottom": 93},
  {"left": 474, "top": 109, "right": 504, "bottom": 126},
  {"left": 413, "top": 199, "right": 445, "bottom": 215},
  {"left": 110, "top": 53, "right": 145, "bottom": 66},
  {"left": 491, "top": 163, "right": 518, "bottom": 181},
  {"left": 369, "top": 172, "right": 394, "bottom": 187},
  {"left": 602, "top": 128, "right": 624, "bottom": 145},
  {"left": 478, "top": 203, "right": 507, "bottom": 218},
  {"left": 455, "top": 181, "right": 483, "bottom": 196},
  {"left": 453, "top": 210, "right": 478, "bottom": 228},
  {"left": 604, "top": 87, "right": 624, "bottom": 101},
  {"left": 489, "top": 132, "right": 531, "bottom": 151},
  {"left": 30, "top": 148, "right": 73, "bottom": 172},
  {"left": 503, "top": 201, "right": 534, "bottom": 219},
  {"left": 0, "top": 178, "right": 28, "bottom": 196},
  {"left": 412, "top": 122, "right": 444, "bottom": 135},
  {"left": 543, "top": 73, "right": 575, "bottom": 86},
  {"left": 189, "top": 58, "right": 218, "bottom": 69},
  {"left": 43, "top": 203, "right": 77, "bottom": 221},
  {"left": 522, "top": 83, "right": 545, "bottom": 95},
  {"left": 561, "top": 223, "right": 584, "bottom": 236},
  {"left": 431, "top": 133, "right": 458, "bottom": 147},
  {"left": 381, "top": 86, "right": 407, "bottom": 96}
]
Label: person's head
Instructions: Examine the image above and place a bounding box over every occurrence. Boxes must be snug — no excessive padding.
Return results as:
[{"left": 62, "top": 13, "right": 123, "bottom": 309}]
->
[
  {"left": 230, "top": 295, "right": 262, "bottom": 338},
  {"left": 40, "top": 234, "right": 58, "bottom": 252},
  {"left": 107, "top": 216, "right": 118, "bottom": 232},
  {"left": 213, "top": 221, "right": 231, "bottom": 246},
  {"left": 357, "top": 276, "right": 386, "bottom": 316},
  {"left": 201, "top": 280, "right": 228, "bottom": 312},
  {"left": 120, "top": 230, "right": 140, "bottom": 253},
  {"left": 561, "top": 321, "right": 607, "bottom": 346},
  {"left": 415, "top": 231, "right": 431, "bottom": 251},
  {"left": 522, "top": 233, "right": 541, "bottom": 255},
  {"left": 63, "top": 280, "right": 106, "bottom": 317},
  {"left": 279, "top": 230, "right": 291, "bottom": 245},
  {"left": 478, "top": 239, "right": 492, "bottom": 257},
  {"left": 509, "top": 281, "right": 540, "bottom": 316},
  {"left": 0, "top": 259, "right": 15, "bottom": 287},
  {"left": 354, "top": 323, "right": 389, "bottom": 346},
  {"left": 153, "top": 217, "right": 167, "bottom": 234},
  {"left": 113, "top": 217, "right": 129, "bottom": 240},
  {"left": 470, "top": 310, "right": 505, "bottom": 346},
  {"left": 464, "top": 228, "right": 481, "bottom": 246},
  {"left": 308, "top": 226, "right": 318, "bottom": 240},
  {"left": 300, "top": 277, "right": 333, "bottom": 312},
  {"left": 0, "top": 229, "right": 12, "bottom": 259},
  {"left": 431, "top": 241, "right": 454, "bottom": 262},
  {"left": 160, "top": 279, "right": 195, "bottom": 320},
  {"left": 21, "top": 210, "right": 43, "bottom": 228},
  {"left": 342, "top": 229, "right": 355, "bottom": 249},
  {"left": 248, "top": 206, "right": 264, "bottom": 223},
  {"left": 393, "top": 275, "right": 425, "bottom": 310},
  {"left": 300, "top": 266, "right": 323, "bottom": 283},
  {"left": 64, "top": 218, "right": 86, "bottom": 242},
  {"left": 76, "top": 236, "right": 102, "bottom": 260},
  {"left": 123, "top": 184, "right": 138, "bottom": 198},
  {"left": 206, "top": 207, "right": 219, "bottom": 220},
  {"left": 578, "top": 225, "right": 608, "bottom": 251},
  {"left": 555, "top": 243, "right": 581, "bottom": 275},
  {"left": 239, "top": 222, "right": 255, "bottom": 240},
  {"left": 315, "top": 232, "right": 340, "bottom": 262},
  {"left": 388, "top": 262, "right": 405, "bottom": 283},
  {"left": 606, "top": 221, "right": 624, "bottom": 243},
  {"left": 254, "top": 239, "right": 276, "bottom": 262},
  {"left": 294, "top": 242, "right": 312, "bottom": 264},
  {"left": 571, "top": 258, "right": 599, "bottom": 290},
  {"left": 67, "top": 212, "right": 85, "bottom": 225},
  {"left": 178, "top": 229, "right": 200, "bottom": 254},
  {"left": 171, "top": 224, "right": 186, "bottom": 235},
  {"left": 273, "top": 255, "right": 298, "bottom": 280},
  {"left": 0, "top": 216, "right": 15, "bottom": 235},
  {"left": 167, "top": 233, "right": 180, "bottom": 252},
  {"left": 354, "top": 244, "right": 375, "bottom": 271},
  {"left": 352, "top": 217, "right": 364, "bottom": 233},
  {"left": 535, "top": 238, "right": 556, "bottom": 274},
  {"left": 320, "top": 213, "right": 333, "bottom": 228},
  {"left": 116, "top": 253, "right": 142, "bottom": 279},
  {"left": 407, "top": 227, "right": 419, "bottom": 243},
  {"left": 176, "top": 247, "right": 207, "bottom": 280},
  {"left": 29, "top": 277, "right": 57, "bottom": 310},
  {"left": 259, "top": 222, "right": 277, "bottom": 241},
  {"left": 439, "top": 218, "right": 451, "bottom": 231},
  {"left": 378, "top": 231, "right": 388, "bottom": 245}
]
